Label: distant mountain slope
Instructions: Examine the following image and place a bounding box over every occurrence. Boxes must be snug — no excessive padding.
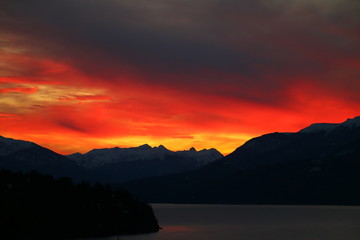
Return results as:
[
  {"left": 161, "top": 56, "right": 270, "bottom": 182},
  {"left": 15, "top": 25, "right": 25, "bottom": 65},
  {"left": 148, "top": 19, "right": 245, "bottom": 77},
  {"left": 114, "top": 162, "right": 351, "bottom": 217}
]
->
[
  {"left": 0, "top": 135, "right": 223, "bottom": 183},
  {"left": 68, "top": 145, "right": 223, "bottom": 183},
  {"left": 199, "top": 116, "right": 360, "bottom": 173},
  {"left": 0, "top": 136, "right": 86, "bottom": 180},
  {"left": 123, "top": 116, "right": 360, "bottom": 205}
]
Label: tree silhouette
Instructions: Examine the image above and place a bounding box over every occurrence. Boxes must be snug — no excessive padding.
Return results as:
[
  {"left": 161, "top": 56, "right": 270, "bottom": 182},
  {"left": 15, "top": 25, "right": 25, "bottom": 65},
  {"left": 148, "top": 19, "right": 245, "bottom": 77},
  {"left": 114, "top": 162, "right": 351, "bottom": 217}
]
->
[{"left": 0, "top": 169, "right": 159, "bottom": 239}]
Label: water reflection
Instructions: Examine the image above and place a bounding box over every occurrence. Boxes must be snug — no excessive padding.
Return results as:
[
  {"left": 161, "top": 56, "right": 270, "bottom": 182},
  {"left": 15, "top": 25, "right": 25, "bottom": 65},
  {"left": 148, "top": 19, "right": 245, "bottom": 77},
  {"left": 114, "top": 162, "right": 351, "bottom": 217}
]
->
[
  {"left": 160, "top": 225, "right": 196, "bottom": 232},
  {"left": 87, "top": 205, "right": 360, "bottom": 240}
]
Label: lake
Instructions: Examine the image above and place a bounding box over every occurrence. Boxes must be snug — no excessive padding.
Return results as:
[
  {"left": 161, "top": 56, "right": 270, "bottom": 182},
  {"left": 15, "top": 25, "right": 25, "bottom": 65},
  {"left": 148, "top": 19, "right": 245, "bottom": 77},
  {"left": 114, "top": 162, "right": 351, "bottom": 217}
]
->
[{"left": 90, "top": 204, "right": 360, "bottom": 240}]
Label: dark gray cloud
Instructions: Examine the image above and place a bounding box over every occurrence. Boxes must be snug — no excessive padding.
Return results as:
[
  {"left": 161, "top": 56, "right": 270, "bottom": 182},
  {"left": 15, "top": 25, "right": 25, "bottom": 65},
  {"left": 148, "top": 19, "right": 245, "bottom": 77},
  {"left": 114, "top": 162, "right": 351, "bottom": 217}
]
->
[
  {"left": 1, "top": 0, "right": 252, "bottom": 72},
  {"left": 1, "top": 0, "right": 360, "bottom": 105}
]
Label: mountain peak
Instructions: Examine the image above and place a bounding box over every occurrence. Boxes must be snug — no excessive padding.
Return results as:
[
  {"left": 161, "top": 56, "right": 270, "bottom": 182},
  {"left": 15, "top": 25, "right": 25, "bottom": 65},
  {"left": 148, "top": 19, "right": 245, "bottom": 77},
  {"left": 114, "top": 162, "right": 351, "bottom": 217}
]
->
[
  {"left": 189, "top": 147, "right": 197, "bottom": 152},
  {"left": 342, "top": 116, "right": 360, "bottom": 127},
  {"left": 137, "top": 144, "right": 152, "bottom": 150},
  {"left": 156, "top": 145, "right": 168, "bottom": 150}
]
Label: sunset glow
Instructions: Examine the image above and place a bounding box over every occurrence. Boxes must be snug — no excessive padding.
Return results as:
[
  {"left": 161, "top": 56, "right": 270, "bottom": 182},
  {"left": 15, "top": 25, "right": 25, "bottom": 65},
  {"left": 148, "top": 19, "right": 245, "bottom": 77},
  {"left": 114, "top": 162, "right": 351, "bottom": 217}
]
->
[{"left": 1, "top": 0, "right": 359, "bottom": 155}]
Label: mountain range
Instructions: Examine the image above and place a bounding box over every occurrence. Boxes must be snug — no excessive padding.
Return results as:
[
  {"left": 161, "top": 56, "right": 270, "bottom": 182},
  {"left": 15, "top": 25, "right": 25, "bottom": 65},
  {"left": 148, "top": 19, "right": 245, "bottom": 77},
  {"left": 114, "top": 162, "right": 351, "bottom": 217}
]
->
[
  {"left": 67, "top": 145, "right": 222, "bottom": 182},
  {"left": 0, "top": 136, "right": 223, "bottom": 183},
  {"left": 123, "top": 116, "right": 360, "bottom": 205},
  {"left": 0, "top": 136, "right": 86, "bottom": 180},
  {"left": 1, "top": 116, "right": 360, "bottom": 205}
]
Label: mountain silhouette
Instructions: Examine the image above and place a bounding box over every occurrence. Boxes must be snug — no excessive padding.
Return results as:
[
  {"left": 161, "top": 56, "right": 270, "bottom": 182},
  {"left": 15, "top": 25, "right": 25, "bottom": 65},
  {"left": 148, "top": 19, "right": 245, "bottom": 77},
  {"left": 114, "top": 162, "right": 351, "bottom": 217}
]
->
[
  {"left": 0, "top": 136, "right": 223, "bottom": 183},
  {"left": 0, "top": 136, "right": 86, "bottom": 181},
  {"left": 123, "top": 116, "right": 360, "bottom": 205},
  {"left": 67, "top": 145, "right": 223, "bottom": 183},
  {"left": 2, "top": 117, "right": 360, "bottom": 205}
]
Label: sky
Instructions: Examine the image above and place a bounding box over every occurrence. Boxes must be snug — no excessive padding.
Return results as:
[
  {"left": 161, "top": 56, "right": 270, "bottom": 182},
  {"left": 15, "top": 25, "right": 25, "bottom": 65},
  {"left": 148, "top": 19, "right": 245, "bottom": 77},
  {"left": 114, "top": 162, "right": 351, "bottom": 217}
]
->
[{"left": 0, "top": 0, "right": 359, "bottom": 155}]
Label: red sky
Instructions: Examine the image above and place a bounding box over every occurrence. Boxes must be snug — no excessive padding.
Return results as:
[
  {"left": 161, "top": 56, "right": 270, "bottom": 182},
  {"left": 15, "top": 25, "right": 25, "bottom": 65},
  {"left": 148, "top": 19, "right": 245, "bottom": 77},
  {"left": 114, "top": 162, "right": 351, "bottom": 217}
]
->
[{"left": 1, "top": 0, "right": 359, "bottom": 155}]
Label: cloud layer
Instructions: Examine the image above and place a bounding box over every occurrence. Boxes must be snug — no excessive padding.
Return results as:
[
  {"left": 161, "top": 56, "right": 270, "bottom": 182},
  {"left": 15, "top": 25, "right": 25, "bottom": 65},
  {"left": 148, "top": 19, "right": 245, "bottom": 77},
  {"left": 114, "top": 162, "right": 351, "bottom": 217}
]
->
[{"left": 0, "top": 0, "right": 359, "bottom": 154}]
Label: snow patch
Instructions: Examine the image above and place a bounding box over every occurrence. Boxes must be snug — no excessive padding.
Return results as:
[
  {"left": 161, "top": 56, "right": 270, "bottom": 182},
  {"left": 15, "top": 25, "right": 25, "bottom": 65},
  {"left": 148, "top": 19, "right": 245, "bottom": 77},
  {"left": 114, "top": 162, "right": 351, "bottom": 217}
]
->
[
  {"left": 299, "top": 123, "right": 339, "bottom": 133},
  {"left": 341, "top": 116, "right": 360, "bottom": 128},
  {"left": 0, "top": 136, "right": 36, "bottom": 156},
  {"left": 68, "top": 145, "right": 223, "bottom": 168},
  {"left": 299, "top": 116, "right": 360, "bottom": 134}
]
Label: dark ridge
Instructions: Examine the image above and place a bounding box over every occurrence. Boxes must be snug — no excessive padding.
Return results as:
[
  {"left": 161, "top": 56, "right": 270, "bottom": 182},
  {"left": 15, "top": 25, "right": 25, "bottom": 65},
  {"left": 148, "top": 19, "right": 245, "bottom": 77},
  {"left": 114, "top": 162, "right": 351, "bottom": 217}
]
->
[{"left": 122, "top": 117, "right": 360, "bottom": 205}]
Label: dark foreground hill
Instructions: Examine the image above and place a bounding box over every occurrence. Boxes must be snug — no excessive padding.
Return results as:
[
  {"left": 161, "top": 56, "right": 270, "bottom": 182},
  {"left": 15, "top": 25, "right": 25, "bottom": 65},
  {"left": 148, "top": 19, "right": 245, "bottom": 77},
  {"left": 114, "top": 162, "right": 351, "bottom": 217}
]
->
[
  {"left": 123, "top": 117, "right": 360, "bottom": 205},
  {"left": 0, "top": 170, "right": 160, "bottom": 239}
]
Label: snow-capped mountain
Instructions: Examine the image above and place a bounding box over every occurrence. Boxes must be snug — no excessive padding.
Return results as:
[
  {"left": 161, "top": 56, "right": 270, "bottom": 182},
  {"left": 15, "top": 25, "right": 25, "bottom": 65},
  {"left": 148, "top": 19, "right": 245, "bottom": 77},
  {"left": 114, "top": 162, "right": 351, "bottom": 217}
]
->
[
  {"left": 68, "top": 144, "right": 171, "bottom": 168},
  {"left": 124, "top": 116, "right": 360, "bottom": 204},
  {"left": 299, "top": 123, "right": 339, "bottom": 133},
  {"left": 0, "top": 135, "right": 223, "bottom": 183},
  {"left": 0, "top": 136, "right": 84, "bottom": 179},
  {"left": 68, "top": 145, "right": 223, "bottom": 169},
  {"left": 0, "top": 136, "right": 36, "bottom": 156},
  {"left": 299, "top": 116, "right": 360, "bottom": 133},
  {"left": 176, "top": 147, "right": 222, "bottom": 166},
  {"left": 67, "top": 144, "right": 223, "bottom": 183},
  {"left": 217, "top": 116, "right": 360, "bottom": 169}
]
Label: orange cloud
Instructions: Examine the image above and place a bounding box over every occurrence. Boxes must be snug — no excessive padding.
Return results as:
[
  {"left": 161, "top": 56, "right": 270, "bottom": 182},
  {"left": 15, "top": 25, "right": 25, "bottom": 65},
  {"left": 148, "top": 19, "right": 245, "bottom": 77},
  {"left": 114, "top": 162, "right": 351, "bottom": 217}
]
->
[
  {"left": 0, "top": 87, "right": 38, "bottom": 94},
  {"left": 0, "top": 113, "right": 18, "bottom": 119},
  {"left": 58, "top": 95, "right": 110, "bottom": 102},
  {"left": 0, "top": 0, "right": 359, "bottom": 155}
]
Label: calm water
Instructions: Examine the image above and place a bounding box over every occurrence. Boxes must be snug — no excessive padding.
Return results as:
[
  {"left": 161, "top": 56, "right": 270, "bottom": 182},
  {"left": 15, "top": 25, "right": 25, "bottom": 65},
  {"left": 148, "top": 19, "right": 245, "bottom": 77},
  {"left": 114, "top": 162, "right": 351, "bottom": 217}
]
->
[{"left": 90, "top": 204, "right": 360, "bottom": 240}]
